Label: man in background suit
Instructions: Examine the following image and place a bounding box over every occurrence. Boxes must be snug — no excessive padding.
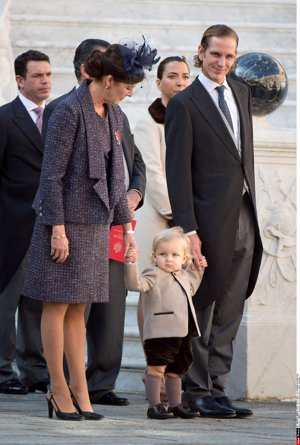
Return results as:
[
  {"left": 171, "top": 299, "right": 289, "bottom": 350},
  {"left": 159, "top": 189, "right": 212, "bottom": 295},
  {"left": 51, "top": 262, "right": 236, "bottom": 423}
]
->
[
  {"left": 0, "top": 50, "right": 52, "bottom": 394},
  {"left": 43, "top": 39, "right": 146, "bottom": 406},
  {"left": 165, "top": 24, "right": 263, "bottom": 418}
]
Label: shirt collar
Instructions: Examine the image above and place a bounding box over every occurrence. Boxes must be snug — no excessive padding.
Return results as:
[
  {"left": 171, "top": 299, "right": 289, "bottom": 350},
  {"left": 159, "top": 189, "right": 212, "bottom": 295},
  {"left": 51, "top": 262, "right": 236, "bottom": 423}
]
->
[
  {"left": 198, "top": 71, "right": 230, "bottom": 93},
  {"left": 18, "top": 93, "right": 45, "bottom": 112}
]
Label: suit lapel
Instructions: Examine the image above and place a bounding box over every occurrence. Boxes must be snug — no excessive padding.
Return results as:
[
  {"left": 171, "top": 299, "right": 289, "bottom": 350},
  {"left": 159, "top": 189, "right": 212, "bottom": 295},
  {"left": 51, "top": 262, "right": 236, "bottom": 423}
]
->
[
  {"left": 227, "top": 78, "right": 252, "bottom": 166},
  {"left": 190, "top": 79, "right": 240, "bottom": 162},
  {"left": 12, "top": 97, "right": 43, "bottom": 154},
  {"left": 107, "top": 106, "right": 125, "bottom": 209},
  {"left": 76, "top": 81, "right": 107, "bottom": 180},
  {"left": 172, "top": 272, "right": 191, "bottom": 298}
]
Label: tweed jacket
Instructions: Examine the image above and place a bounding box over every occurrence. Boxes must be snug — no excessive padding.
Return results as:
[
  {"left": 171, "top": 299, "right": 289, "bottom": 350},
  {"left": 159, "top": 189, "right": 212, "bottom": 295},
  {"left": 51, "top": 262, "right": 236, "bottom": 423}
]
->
[
  {"left": 0, "top": 97, "right": 43, "bottom": 292},
  {"left": 43, "top": 89, "right": 146, "bottom": 210},
  {"left": 33, "top": 80, "right": 130, "bottom": 226},
  {"left": 125, "top": 262, "right": 203, "bottom": 341}
]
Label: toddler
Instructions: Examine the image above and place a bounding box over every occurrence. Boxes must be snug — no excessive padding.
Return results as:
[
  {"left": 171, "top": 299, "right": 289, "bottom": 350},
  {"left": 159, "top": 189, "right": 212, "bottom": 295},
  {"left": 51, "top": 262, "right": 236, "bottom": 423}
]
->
[{"left": 125, "top": 226, "right": 207, "bottom": 419}]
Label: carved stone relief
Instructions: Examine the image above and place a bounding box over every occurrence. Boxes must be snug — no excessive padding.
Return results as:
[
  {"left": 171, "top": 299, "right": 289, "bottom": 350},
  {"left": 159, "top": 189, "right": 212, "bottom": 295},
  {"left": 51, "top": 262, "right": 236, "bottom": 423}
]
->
[{"left": 252, "top": 166, "right": 296, "bottom": 307}]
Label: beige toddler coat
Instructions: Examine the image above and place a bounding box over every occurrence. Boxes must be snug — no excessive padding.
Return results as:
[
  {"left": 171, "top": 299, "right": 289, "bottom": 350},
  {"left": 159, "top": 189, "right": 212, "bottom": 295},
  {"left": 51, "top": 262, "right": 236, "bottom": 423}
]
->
[{"left": 125, "top": 263, "right": 203, "bottom": 341}]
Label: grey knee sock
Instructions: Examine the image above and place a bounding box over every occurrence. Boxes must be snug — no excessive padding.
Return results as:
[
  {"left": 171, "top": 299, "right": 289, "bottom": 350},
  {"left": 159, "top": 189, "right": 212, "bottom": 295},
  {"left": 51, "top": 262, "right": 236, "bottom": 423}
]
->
[
  {"left": 145, "top": 374, "right": 162, "bottom": 407},
  {"left": 165, "top": 375, "right": 182, "bottom": 408}
]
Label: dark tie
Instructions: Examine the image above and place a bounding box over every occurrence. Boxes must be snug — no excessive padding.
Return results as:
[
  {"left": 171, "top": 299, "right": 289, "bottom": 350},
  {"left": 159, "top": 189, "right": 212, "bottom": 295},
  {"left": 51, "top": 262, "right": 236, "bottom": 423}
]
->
[
  {"left": 216, "top": 85, "right": 234, "bottom": 132},
  {"left": 33, "top": 107, "right": 44, "bottom": 133}
]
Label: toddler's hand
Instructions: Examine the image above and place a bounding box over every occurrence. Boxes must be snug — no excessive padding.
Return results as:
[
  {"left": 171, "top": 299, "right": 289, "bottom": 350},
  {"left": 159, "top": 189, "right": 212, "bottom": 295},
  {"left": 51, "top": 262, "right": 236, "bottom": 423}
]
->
[
  {"left": 199, "top": 256, "right": 208, "bottom": 269},
  {"left": 125, "top": 247, "right": 137, "bottom": 263}
]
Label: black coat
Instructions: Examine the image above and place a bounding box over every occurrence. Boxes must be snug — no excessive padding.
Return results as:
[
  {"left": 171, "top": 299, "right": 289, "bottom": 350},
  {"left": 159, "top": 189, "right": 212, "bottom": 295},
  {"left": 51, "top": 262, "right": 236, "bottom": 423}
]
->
[
  {"left": 165, "top": 78, "right": 263, "bottom": 310},
  {"left": 0, "top": 97, "right": 44, "bottom": 291}
]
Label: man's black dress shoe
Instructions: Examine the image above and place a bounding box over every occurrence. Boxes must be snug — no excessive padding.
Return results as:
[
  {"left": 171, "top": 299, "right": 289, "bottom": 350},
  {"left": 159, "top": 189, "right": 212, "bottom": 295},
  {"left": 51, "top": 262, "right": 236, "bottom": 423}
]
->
[
  {"left": 90, "top": 391, "right": 129, "bottom": 406},
  {"left": 147, "top": 403, "right": 173, "bottom": 419},
  {"left": 28, "top": 378, "right": 50, "bottom": 393},
  {"left": 188, "top": 395, "right": 236, "bottom": 418},
  {"left": 0, "top": 378, "right": 29, "bottom": 395},
  {"left": 214, "top": 396, "right": 253, "bottom": 418}
]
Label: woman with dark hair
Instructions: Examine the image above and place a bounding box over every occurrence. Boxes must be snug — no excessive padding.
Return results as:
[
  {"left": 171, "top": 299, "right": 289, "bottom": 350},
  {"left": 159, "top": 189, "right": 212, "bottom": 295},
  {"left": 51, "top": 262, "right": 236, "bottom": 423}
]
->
[{"left": 23, "top": 39, "right": 159, "bottom": 421}]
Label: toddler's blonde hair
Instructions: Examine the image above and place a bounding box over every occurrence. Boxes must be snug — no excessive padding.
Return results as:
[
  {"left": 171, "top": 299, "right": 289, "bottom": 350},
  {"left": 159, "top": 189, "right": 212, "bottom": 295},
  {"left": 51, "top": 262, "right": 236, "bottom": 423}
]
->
[{"left": 151, "top": 226, "right": 192, "bottom": 267}]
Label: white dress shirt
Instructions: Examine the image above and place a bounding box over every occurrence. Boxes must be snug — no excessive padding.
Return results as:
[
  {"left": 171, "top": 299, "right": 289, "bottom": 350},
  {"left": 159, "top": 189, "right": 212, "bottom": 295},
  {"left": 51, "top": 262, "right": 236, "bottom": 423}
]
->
[{"left": 197, "top": 71, "right": 241, "bottom": 153}]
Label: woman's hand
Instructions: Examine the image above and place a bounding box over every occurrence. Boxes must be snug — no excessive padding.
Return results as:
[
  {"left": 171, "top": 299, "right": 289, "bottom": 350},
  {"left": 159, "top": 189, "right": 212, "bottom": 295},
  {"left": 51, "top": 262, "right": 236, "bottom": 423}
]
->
[
  {"left": 127, "top": 190, "right": 141, "bottom": 220},
  {"left": 50, "top": 225, "right": 69, "bottom": 263}
]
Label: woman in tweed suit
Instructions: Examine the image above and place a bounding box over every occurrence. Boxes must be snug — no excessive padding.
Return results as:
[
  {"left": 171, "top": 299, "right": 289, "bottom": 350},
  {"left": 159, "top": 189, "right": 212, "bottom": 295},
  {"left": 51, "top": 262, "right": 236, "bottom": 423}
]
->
[{"left": 23, "top": 40, "right": 159, "bottom": 421}]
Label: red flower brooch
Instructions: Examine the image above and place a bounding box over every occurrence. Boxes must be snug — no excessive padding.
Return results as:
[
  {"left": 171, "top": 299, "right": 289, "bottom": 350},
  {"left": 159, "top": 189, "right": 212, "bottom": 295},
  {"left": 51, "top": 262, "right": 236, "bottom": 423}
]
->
[{"left": 115, "top": 130, "right": 121, "bottom": 145}]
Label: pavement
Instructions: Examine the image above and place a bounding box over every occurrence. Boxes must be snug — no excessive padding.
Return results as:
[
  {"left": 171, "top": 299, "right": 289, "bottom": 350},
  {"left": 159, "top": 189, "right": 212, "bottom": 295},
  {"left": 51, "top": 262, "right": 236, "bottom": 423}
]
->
[{"left": 0, "top": 391, "right": 295, "bottom": 445}]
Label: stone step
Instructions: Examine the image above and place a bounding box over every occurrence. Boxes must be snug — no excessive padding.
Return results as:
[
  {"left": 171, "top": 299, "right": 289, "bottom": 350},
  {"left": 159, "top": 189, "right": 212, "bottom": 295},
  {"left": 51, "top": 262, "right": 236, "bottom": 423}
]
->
[
  {"left": 124, "top": 292, "right": 140, "bottom": 331},
  {"left": 10, "top": 0, "right": 297, "bottom": 24},
  {"left": 121, "top": 335, "right": 145, "bottom": 367},
  {"left": 10, "top": 15, "right": 296, "bottom": 52}
]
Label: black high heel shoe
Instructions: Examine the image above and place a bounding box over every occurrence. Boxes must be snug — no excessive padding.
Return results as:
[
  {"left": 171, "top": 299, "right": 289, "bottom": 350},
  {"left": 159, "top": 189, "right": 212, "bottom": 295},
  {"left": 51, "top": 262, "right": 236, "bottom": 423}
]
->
[
  {"left": 46, "top": 390, "right": 83, "bottom": 421},
  {"left": 69, "top": 388, "right": 104, "bottom": 420}
]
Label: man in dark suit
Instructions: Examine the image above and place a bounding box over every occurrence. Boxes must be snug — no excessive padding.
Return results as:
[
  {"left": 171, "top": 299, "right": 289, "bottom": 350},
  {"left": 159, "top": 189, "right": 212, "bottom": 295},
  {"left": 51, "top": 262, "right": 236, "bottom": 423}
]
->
[
  {"left": 0, "top": 50, "right": 52, "bottom": 394},
  {"left": 43, "top": 39, "right": 146, "bottom": 406},
  {"left": 165, "top": 24, "right": 263, "bottom": 418}
]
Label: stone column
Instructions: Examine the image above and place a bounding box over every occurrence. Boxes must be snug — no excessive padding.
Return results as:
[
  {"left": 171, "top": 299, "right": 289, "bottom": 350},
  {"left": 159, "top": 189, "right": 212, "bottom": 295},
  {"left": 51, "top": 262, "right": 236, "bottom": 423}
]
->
[{"left": 228, "top": 118, "right": 296, "bottom": 400}]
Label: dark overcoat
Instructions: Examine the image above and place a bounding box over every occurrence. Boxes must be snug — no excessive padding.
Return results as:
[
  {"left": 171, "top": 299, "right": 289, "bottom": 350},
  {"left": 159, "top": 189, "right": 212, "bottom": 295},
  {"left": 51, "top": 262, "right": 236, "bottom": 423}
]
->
[
  {"left": 0, "top": 97, "right": 43, "bottom": 292},
  {"left": 165, "top": 78, "right": 263, "bottom": 310}
]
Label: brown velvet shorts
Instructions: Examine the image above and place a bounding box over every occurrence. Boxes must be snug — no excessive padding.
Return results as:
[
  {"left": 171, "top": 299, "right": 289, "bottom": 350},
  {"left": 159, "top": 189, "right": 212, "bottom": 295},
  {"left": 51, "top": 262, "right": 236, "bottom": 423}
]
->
[{"left": 143, "top": 334, "right": 193, "bottom": 376}]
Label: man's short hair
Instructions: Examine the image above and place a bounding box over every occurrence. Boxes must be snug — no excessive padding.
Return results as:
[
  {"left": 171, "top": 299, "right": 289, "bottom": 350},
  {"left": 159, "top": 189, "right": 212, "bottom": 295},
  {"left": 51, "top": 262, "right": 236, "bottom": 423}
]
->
[
  {"left": 14, "top": 50, "right": 50, "bottom": 78},
  {"left": 73, "top": 38, "right": 110, "bottom": 80}
]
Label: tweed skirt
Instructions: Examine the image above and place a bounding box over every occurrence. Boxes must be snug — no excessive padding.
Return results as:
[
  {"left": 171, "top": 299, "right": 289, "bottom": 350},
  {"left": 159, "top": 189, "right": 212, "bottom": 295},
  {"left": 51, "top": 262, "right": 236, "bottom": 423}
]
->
[{"left": 22, "top": 221, "right": 110, "bottom": 304}]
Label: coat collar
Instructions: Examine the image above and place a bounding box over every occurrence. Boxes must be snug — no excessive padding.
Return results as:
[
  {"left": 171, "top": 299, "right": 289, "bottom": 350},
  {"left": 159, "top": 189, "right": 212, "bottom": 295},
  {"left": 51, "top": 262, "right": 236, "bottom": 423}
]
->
[
  {"left": 156, "top": 267, "right": 192, "bottom": 297},
  {"left": 227, "top": 77, "right": 253, "bottom": 164},
  {"left": 75, "top": 80, "right": 124, "bottom": 210},
  {"left": 148, "top": 98, "right": 166, "bottom": 124},
  {"left": 12, "top": 97, "right": 43, "bottom": 154}
]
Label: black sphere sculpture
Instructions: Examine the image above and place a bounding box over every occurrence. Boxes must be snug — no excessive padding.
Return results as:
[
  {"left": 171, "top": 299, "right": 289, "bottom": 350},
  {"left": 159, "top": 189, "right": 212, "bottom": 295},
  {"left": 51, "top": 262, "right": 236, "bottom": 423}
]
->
[{"left": 228, "top": 52, "right": 288, "bottom": 116}]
